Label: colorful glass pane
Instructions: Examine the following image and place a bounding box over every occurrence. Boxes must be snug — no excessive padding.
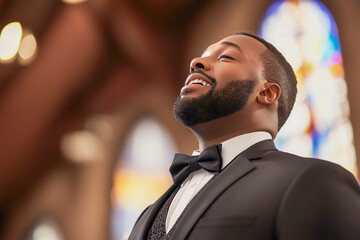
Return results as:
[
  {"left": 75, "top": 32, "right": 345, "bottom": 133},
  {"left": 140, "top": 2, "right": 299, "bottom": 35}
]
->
[
  {"left": 259, "top": 0, "right": 357, "bottom": 176},
  {"left": 111, "top": 117, "right": 176, "bottom": 240}
]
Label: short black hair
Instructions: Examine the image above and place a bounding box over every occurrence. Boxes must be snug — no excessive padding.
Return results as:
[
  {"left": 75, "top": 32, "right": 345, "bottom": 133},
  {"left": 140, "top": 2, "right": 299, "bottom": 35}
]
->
[{"left": 234, "top": 31, "right": 297, "bottom": 130}]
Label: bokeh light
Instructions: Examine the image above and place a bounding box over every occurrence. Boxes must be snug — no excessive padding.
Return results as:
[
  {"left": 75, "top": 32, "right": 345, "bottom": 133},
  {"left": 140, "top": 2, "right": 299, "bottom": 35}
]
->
[
  {"left": 0, "top": 22, "right": 38, "bottom": 65},
  {"left": 60, "top": 130, "right": 105, "bottom": 163},
  {"left": 62, "top": 0, "right": 87, "bottom": 4},
  {"left": 27, "top": 218, "right": 64, "bottom": 240},
  {"left": 0, "top": 22, "right": 22, "bottom": 62},
  {"left": 18, "top": 33, "right": 37, "bottom": 65}
]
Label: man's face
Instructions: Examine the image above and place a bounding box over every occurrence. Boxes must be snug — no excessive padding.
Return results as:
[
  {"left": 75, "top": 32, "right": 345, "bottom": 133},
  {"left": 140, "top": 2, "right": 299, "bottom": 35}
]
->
[{"left": 173, "top": 34, "right": 267, "bottom": 127}]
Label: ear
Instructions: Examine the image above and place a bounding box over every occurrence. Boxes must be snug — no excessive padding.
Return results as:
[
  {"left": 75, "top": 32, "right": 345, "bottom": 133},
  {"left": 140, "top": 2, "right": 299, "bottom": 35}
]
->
[{"left": 257, "top": 82, "right": 281, "bottom": 105}]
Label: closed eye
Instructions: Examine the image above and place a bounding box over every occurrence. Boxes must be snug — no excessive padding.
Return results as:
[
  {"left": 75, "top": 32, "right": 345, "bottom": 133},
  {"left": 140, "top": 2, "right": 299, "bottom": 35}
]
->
[{"left": 218, "top": 54, "right": 235, "bottom": 61}]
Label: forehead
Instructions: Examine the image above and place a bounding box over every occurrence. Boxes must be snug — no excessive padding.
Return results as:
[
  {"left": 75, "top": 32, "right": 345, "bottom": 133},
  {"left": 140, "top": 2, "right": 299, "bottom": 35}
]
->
[{"left": 205, "top": 34, "right": 267, "bottom": 59}]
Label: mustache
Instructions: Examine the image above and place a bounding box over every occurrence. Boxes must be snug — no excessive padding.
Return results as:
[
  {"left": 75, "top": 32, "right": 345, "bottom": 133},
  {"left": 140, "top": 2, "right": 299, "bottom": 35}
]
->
[{"left": 188, "top": 70, "right": 216, "bottom": 85}]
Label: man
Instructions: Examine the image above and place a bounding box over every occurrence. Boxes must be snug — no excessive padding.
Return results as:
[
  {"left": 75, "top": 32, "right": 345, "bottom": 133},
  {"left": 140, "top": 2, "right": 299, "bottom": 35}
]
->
[{"left": 129, "top": 32, "right": 360, "bottom": 239}]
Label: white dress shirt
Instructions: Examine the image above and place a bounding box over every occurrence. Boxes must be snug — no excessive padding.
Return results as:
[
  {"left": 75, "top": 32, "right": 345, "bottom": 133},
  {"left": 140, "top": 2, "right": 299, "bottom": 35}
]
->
[{"left": 165, "top": 131, "right": 272, "bottom": 232}]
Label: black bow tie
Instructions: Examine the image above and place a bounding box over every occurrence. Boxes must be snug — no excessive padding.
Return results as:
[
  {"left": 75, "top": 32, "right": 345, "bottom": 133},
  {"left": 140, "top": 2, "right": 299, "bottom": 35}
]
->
[{"left": 169, "top": 144, "right": 222, "bottom": 184}]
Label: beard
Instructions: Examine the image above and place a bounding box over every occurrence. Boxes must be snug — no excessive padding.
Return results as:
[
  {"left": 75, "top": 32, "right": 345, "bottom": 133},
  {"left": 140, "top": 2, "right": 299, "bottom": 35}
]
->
[{"left": 173, "top": 79, "right": 256, "bottom": 127}]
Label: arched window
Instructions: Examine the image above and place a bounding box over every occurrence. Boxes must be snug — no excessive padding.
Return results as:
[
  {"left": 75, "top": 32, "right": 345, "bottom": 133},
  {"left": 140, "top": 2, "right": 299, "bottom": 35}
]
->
[
  {"left": 258, "top": 0, "right": 357, "bottom": 175},
  {"left": 111, "top": 116, "right": 177, "bottom": 240}
]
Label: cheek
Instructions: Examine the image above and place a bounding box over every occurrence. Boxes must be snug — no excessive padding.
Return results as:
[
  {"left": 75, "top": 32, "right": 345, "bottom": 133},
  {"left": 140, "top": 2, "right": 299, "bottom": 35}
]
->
[{"left": 214, "top": 65, "right": 258, "bottom": 89}]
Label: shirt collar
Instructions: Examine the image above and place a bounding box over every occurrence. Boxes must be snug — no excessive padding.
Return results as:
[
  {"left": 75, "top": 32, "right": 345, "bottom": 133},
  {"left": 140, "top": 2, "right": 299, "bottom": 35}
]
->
[{"left": 193, "top": 131, "right": 272, "bottom": 170}]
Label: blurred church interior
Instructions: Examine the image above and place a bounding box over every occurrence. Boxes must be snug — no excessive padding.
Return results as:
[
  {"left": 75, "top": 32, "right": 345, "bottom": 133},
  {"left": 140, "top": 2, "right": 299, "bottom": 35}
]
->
[{"left": 0, "top": 0, "right": 359, "bottom": 239}]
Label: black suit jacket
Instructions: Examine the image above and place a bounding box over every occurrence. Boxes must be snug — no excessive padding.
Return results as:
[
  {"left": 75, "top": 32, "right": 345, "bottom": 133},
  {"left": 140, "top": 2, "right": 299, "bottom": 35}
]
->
[{"left": 129, "top": 140, "right": 360, "bottom": 239}]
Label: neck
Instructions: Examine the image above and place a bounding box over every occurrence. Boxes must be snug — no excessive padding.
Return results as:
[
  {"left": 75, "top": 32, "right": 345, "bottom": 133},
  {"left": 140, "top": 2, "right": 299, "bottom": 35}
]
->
[
  {"left": 188, "top": 110, "right": 276, "bottom": 151},
  {"left": 194, "top": 130, "right": 253, "bottom": 151},
  {"left": 189, "top": 113, "right": 258, "bottom": 151}
]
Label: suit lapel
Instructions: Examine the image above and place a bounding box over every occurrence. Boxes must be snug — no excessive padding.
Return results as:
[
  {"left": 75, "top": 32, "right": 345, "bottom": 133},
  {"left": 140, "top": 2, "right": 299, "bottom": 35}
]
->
[
  {"left": 169, "top": 140, "right": 278, "bottom": 239},
  {"left": 129, "top": 184, "right": 178, "bottom": 240}
]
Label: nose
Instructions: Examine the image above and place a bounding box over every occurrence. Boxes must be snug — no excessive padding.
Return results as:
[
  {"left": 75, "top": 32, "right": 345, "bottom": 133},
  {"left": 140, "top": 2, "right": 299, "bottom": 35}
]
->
[{"left": 190, "top": 57, "right": 210, "bottom": 72}]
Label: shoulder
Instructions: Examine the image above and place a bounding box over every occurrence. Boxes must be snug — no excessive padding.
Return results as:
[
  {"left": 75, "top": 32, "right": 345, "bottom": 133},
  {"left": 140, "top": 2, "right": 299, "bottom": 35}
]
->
[
  {"left": 274, "top": 153, "right": 360, "bottom": 239},
  {"left": 254, "top": 145, "right": 360, "bottom": 205},
  {"left": 245, "top": 139, "right": 359, "bottom": 191},
  {"left": 263, "top": 148, "right": 354, "bottom": 177},
  {"left": 258, "top": 149, "right": 359, "bottom": 197},
  {"left": 278, "top": 153, "right": 360, "bottom": 197}
]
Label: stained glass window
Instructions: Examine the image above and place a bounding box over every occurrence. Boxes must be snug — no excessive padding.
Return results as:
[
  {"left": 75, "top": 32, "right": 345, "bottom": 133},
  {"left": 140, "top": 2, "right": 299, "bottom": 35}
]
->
[
  {"left": 111, "top": 116, "right": 176, "bottom": 240},
  {"left": 259, "top": 0, "right": 357, "bottom": 176}
]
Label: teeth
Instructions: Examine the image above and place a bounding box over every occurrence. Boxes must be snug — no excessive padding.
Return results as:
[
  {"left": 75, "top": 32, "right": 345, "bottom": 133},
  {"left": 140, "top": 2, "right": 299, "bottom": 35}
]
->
[{"left": 188, "top": 79, "right": 211, "bottom": 86}]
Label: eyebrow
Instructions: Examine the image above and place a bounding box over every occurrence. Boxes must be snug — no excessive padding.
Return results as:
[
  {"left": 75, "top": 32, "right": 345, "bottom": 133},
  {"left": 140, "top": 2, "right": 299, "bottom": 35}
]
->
[{"left": 221, "top": 41, "right": 244, "bottom": 54}]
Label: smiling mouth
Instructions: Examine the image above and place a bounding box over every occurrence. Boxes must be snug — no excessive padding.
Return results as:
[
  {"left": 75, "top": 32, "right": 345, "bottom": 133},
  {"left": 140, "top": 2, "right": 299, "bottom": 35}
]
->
[
  {"left": 186, "top": 79, "right": 211, "bottom": 87},
  {"left": 184, "top": 71, "right": 214, "bottom": 88}
]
